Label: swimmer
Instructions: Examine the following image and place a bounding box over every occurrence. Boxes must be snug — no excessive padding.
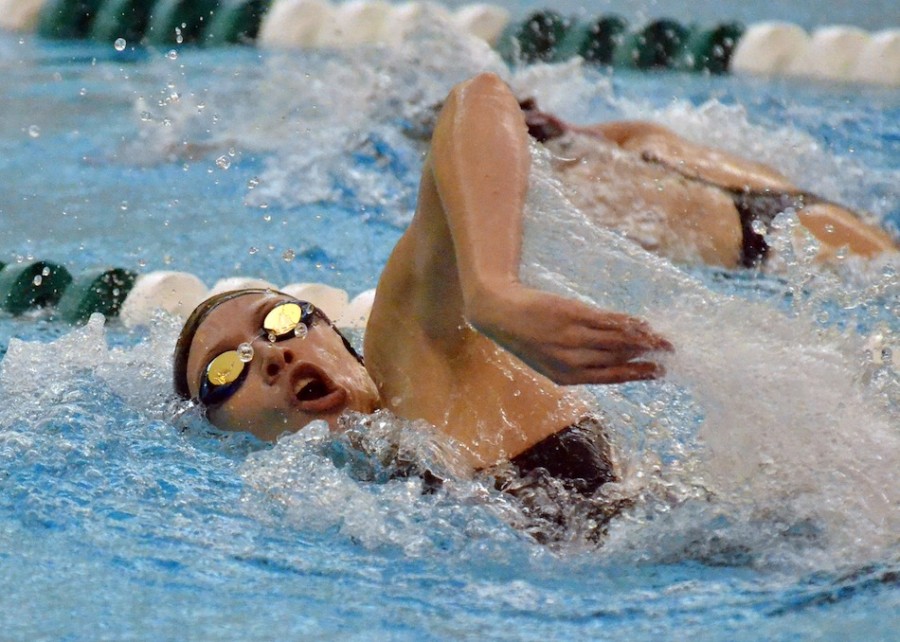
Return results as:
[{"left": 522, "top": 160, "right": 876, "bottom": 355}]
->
[
  {"left": 517, "top": 98, "right": 898, "bottom": 267},
  {"left": 173, "top": 73, "right": 673, "bottom": 529}
]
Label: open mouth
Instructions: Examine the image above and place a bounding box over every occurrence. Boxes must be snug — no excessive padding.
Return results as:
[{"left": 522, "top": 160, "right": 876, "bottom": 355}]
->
[{"left": 290, "top": 363, "right": 348, "bottom": 413}]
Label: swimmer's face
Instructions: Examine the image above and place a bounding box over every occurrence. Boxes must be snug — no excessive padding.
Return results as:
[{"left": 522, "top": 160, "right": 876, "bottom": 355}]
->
[{"left": 185, "top": 292, "right": 380, "bottom": 441}]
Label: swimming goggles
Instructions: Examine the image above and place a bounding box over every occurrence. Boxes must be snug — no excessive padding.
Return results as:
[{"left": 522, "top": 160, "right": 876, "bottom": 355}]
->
[{"left": 198, "top": 300, "right": 322, "bottom": 407}]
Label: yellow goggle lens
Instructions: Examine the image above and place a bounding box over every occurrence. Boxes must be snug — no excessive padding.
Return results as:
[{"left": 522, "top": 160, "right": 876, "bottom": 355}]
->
[
  {"left": 263, "top": 302, "right": 304, "bottom": 337},
  {"left": 206, "top": 351, "right": 246, "bottom": 386}
]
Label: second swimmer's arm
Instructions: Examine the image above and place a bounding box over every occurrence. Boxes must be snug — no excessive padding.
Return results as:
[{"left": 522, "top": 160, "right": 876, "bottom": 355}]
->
[{"left": 429, "top": 74, "right": 672, "bottom": 385}]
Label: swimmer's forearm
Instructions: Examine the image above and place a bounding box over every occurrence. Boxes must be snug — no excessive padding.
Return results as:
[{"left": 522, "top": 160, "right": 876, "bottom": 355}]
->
[{"left": 429, "top": 73, "right": 531, "bottom": 316}]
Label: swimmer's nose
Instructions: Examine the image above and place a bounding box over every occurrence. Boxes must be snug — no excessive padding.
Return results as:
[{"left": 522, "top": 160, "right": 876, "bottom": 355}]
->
[{"left": 259, "top": 344, "right": 295, "bottom": 384}]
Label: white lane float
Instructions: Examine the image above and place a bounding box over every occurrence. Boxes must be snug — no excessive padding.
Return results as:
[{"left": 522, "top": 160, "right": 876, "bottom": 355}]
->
[
  {"left": 453, "top": 3, "right": 510, "bottom": 46},
  {"left": 0, "top": 0, "right": 47, "bottom": 32},
  {"left": 731, "top": 21, "right": 810, "bottom": 76},
  {"left": 852, "top": 30, "right": 900, "bottom": 86},
  {"left": 257, "top": 0, "right": 333, "bottom": 48},
  {"left": 337, "top": 288, "right": 376, "bottom": 329},
  {"left": 208, "top": 276, "right": 278, "bottom": 297},
  {"left": 316, "top": 0, "right": 391, "bottom": 47},
  {"left": 119, "top": 271, "right": 208, "bottom": 327},
  {"left": 251, "top": 0, "right": 505, "bottom": 49},
  {"left": 280, "top": 282, "right": 350, "bottom": 321},
  {"left": 380, "top": 1, "right": 452, "bottom": 46},
  {"left": 787, "top": 26, "right": 870, "bottom": 81}
]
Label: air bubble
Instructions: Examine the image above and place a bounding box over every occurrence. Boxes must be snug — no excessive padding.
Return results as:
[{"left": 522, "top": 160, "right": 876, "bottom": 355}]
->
[
  {"left": 282, "top": 249, "right": 296, "bottom": 262},
  {"left": 751, "top": 219, "right": 768, "bottom": 235},
  {"left": 167, "top": 50, "right": 178, "bottom": 60},
  {"left": 237, "top": 343, "right": 254, "bottom": 362},
  {"left": 41, "top": 267, "right": 50, "bottom": 277},
  {"left": 27, "top": 125, "right": 40, "bottom": 138},
  {"left": 294, "top": 323, "right": 308, "bottom": 339},
  {"left": 114, "top": 38, "right": 126, "bottom": 51},
  {"left": 248, "top": 247, "right": 258, "bottom": 255},
  {"left": 267, "top": 332, "right": 277, "bottom": 343},
  {"left": 216, "top": 156, "right": 231, "bottom": 170},
  {"left": 247, "top": 177, "right": 259, "bottom": 189},
  {"left": 32, "top": 275, "right": 42, "bottom": 286}
]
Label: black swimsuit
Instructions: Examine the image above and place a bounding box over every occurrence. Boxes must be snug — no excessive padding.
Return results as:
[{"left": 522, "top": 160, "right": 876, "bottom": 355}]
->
[
  {"left": 508, "top": 417, "right": 616, "bottom": 496},
  {"left": 728, "top": 189, "right": 823, "bottom": 267},
  {"left": 496, "top": 417, "right": 629, "bottom": 543}
]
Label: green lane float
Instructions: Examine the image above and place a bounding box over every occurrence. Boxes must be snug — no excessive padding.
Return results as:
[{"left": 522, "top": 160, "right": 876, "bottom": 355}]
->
[
  {"left": 56, "top": 267, "right": 137, "bottom": 324},
  {"left": 90, "top": 0, "right": 155, "bottom": 45},
  {"left": 571, "top": 15, "right": 628, "bottom": 65},
  {"left": 0, "top": 261, "right": 73, "bottom": 315},
  {"left": 38, "top": 0, "right": 105, "bottom": 39},
  {"left": 676, "top": 22, "right": 744, "bottom": 74},
  {"left": 500, "top": 9, "right": 571, "bottom": 63},
  {"left": 145, "top": 0, "right": 219, "bottom": 45},
  {"left": 204, "top": 0, "right": 270, "bottom": 46},
  {"left": 614, "top": 19, "right": 691, "bottom": 69}
]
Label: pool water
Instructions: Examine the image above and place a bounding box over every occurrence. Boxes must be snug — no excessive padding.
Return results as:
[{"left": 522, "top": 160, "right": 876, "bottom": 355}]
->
[{"left": 1, "top": 10, "right": 899, "bottom": 642}]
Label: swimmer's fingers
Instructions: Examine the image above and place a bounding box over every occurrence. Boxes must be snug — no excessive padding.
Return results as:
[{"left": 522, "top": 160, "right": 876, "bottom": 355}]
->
[
  {"left": 468, "top": 286, "right": 672, "bottom": 384},
  {"left": 577, "top": 326, "right": 673, "bottom": 355},
  {"left": 581, "top": 312, "right": 674, "bottom": 353},
  {"left": 582, "top": 361, "right": 666, "bottom": 385}
]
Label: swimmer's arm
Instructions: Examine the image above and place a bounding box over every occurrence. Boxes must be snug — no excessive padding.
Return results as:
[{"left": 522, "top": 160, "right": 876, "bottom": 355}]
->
[
  {"left": 429, "top": 74, "right": 672, "bottom": 385},
  {"left": 579, "top": 120, "right": 797, "bottom": 192}
]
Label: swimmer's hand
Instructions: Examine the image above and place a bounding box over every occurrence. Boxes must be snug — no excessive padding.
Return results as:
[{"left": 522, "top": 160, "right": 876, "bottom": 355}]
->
[{"left": 469, "top": 285, "right": 673, "bottom": 385}]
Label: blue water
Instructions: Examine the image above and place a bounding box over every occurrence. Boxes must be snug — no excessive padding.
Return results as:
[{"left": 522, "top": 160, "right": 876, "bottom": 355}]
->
[{"left": 1, "top": 8, "right": 899, "bottom": 642}]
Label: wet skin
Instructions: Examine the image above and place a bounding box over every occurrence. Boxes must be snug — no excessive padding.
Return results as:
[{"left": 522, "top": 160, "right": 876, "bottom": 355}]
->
[{"left": 185, "top": 292, "right": 380, "bottom": 441}]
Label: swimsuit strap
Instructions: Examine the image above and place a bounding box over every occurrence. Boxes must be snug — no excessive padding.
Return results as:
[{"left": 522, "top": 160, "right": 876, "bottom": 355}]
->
[{"left": 637, "top": 152, "right": 829, "bottom": 266}]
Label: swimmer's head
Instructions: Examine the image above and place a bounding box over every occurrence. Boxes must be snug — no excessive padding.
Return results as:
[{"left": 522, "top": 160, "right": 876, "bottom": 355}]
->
[{"left": 173, "top": 289, "right": 380, "bottom": 441}]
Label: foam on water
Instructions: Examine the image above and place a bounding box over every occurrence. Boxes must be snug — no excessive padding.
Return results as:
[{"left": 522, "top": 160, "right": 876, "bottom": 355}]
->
[
  {"left": 521, "top": 141, "right": 900, "bottom": 569},
  {"left": 0, "top": 17, "right": 897, "bottom": 605}
]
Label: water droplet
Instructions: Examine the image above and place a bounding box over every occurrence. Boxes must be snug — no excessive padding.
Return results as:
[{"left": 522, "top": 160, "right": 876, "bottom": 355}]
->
[
  {"left": 32, "top": 275, "right": 43, "bottom": 286},
  {"left": 114, "top": 38, "right": 127, "bottom": 51},
  {"left": 27, "top": 125, "right": 40, "bottom": 138},
  {"left": 282, "top": 249, "right": 295, "bottom": 262},
  {"left": 248, "top": 246, "right": 258, "bottom": 255},
  {"left": 215, "top": 155, "right": 231, "bottom": 170},
  {"left": 294, "top": 323, "right": 308, "bottom": 339},
  {"left": 237, "top": 343, "right": 254, "bottom": 362},
  {"left": 167, "top": 49, "right": 178, "bottom": 60}
]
